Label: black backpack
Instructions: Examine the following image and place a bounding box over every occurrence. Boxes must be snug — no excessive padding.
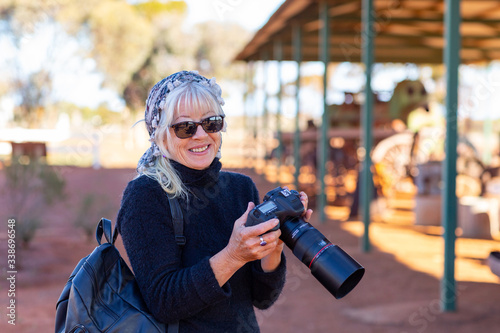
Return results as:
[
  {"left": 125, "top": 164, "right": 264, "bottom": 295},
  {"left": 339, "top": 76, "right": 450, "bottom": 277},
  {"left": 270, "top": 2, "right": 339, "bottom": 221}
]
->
[{"left": 55, "top": 197, "right": 185, "bottom": 333}]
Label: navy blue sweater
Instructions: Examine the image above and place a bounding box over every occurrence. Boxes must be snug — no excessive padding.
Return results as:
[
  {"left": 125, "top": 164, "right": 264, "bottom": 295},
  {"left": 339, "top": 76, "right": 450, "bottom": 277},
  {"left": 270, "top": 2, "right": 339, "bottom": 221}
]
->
[{"left": 117, "top": 159, "right": 286, "bottom": 332}]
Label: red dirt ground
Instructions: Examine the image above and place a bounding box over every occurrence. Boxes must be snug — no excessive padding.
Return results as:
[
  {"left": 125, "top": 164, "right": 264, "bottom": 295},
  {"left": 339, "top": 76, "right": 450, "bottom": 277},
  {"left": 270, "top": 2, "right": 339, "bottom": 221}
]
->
[{"left": 1, "top": 166, "right": 500, "bottom": 333}]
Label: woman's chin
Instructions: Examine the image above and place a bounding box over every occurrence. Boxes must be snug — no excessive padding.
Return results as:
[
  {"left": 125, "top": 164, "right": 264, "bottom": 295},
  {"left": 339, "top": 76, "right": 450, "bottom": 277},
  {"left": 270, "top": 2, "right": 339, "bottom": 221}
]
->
[{"left": 185, "top": 153, "right": 215, "bottom": 170}]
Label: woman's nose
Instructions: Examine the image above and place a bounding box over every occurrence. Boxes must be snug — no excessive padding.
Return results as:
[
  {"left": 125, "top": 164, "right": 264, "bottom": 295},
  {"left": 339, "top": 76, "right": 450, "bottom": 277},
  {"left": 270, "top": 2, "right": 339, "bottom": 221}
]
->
[{"left": 192, "top": 123, "right": 208, "bottom": 138}]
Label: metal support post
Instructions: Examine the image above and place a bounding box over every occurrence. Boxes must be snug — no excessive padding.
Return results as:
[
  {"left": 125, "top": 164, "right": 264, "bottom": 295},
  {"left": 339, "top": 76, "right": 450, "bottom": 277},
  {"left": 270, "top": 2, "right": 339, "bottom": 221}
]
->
[
  {"left": 293, "top": 24, "right": 302, "bottom": 191},
  {"left": 441, "top": 0, "right": 461, "bottom": 313},
  {"left": 318, "top": 0, "right": 329, "bottom": 223},
  {"left": 361, "top": 0, "right": 374, "bottom": 252}
]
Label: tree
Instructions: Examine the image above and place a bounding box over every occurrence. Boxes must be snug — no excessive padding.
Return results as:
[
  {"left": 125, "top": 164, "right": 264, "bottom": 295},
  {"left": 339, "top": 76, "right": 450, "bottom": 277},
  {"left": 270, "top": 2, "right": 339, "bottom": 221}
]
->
[
  {"left": 123, "top": 1, "right": 193, "bottom": 113},
  {"left": 192, "top": 21, "right": 250, "bottom": 80},
  {"left": 0, "top": 0, "right": 252, "bottom": 127},
  {"left": 56, "top": 0, "right": 155, "bottom": 92},
  {"left": 0, "top": 0, "right": 62, "bottom": 127},
  {"left": 13, "top": 70, "right": 52, "bottom": 128},
  {"left": 0, "top": 0, "right": 157, "bottom": 126},
  {"left": 122, "top": 13, "right": 252, "bottom": 114}
]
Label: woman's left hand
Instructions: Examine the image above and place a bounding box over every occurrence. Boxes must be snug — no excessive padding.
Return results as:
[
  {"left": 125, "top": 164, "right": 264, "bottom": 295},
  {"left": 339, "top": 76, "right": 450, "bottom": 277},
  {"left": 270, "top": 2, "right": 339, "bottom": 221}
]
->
[
  {"left": 298, "top": 190, "right": 313, "bottom": 222},
  {"left": 282, "top": 186, "right": 313, "bottom": 222},
  {"left": 261, "top": 187, "right": 314, "bottom": 272}
]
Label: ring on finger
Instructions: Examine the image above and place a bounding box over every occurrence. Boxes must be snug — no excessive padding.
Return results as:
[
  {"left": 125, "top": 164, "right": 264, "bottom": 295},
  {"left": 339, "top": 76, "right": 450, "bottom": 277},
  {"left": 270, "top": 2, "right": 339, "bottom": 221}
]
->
[{"left": 259, "top": 236, "right": 267, "bottom": 246}]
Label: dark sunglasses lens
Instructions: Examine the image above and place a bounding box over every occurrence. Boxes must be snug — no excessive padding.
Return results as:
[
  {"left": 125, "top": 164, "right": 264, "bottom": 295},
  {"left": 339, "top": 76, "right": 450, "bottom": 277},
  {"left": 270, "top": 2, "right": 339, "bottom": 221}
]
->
[
  {"left": 172, "top": 116, "right": 224, "bottom": 138},
  {"left": 174, "top": 122, "right": 198, "bottom": 138},
  {"left": 202, "top": 117, "right": 224, "bottom": 133}
]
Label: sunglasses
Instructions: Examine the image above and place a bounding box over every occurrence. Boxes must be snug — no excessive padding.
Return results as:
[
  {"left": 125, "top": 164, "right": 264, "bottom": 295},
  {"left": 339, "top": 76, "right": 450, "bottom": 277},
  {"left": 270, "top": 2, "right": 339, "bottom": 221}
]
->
[{"left": 170, "top": 115, "right": 225, "bottom": 139}]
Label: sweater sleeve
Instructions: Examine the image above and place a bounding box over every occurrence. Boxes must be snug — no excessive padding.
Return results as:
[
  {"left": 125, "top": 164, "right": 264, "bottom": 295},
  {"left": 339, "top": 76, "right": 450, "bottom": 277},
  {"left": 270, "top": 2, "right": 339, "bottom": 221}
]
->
[
  {"left": 117, "top": 177, "right": 231, "bottom": 324},
  {"left": 252, "top": 254, "right": 287, "bottom": 309},
  {"left": 246, "top": 179, "right": 287, "bottom": 310}
]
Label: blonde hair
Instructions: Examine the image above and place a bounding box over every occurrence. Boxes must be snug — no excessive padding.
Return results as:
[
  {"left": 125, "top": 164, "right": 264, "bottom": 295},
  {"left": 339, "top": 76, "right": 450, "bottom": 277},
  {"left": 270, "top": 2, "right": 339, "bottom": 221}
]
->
[{"left": 140, "top": 81, "right": 225, "bottom": 198}]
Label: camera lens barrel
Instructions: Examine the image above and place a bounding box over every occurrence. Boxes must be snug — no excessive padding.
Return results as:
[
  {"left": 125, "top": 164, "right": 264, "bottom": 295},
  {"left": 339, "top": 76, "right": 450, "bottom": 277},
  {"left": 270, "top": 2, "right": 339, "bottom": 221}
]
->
[
  {"left": 280, "top": 218, "right": 365, "bottom": 299},
  {"left": 309, "top": 244, "right": 365, "bottom": 299}
]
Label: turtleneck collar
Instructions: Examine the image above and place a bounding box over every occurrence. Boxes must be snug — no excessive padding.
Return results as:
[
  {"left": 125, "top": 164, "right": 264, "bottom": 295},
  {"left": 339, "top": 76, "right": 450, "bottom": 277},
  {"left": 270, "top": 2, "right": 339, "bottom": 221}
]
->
[{"left": 169, "top": 158, "right": 221, "bottom": 188}]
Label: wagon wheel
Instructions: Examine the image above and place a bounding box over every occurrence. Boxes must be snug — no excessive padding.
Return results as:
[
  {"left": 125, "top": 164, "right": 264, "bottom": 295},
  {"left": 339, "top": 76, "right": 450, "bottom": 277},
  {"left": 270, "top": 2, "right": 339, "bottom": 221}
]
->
[
  {"left": 456, "top": 152, "right": 488, "bottom": 197},
  {"left": 371, "top": 132, "right": 416, "bottom": 195},
  {"left": 372, "top": 130, "right": 487, "bottom": 198},
  {"left": 456, "top": 174, "right": 482, "bottom": 198}
]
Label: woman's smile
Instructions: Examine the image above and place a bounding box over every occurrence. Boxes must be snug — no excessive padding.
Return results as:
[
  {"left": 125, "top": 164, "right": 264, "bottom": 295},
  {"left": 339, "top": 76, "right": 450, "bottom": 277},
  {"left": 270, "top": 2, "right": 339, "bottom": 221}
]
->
[{"left": 189, "top": 144, "right": 210, "bottom": 153}]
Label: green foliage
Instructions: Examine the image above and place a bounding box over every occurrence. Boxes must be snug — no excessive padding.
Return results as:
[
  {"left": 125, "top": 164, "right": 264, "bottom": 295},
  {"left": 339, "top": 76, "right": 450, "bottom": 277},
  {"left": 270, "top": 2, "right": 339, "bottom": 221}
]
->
[
  {"left": 134, "top": 0, "right": 187, "bottom": 20},
  {"left": 122, "top": 4, "right": 196, "bottom": 111},
  {"left": 192, "top": 21, "right": 250, "bottom": 80},
  {"left": 13, "top": 69, "right": 52, "bottom": 128},
  {"left": 122, "top": 19, "right": 250, "bottom": 112},
  {"left": 0, "top": 0, "right": 60, "bottom": 36},
  {"left": 2, "top": 157, "right": 66, "bottom": 247},
  {"left": 81, "top": 104, "right": 123, "bottom": 124},
  {"left": 87, "top": 1, "right": 154, "bottom": 91}
]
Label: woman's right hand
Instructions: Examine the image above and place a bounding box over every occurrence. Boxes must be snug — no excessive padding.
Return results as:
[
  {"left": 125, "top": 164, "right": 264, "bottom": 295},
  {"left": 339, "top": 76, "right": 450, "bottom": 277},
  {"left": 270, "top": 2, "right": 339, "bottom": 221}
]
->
[
  {"left": 224, "top": 202, "right": 282, "bottom": 265},
  {"left": 209, "top": 202, "right": 281, "bottom": 286}
]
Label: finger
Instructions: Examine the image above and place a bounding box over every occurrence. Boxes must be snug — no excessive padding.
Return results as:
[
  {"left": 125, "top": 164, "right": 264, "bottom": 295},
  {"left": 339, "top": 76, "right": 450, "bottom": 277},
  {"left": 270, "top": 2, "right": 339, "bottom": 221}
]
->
[
  {"left": 260, "top": 229, "right": 281, "bottom": 242},
  {"left": 303, "top": 209, "right": 313, "bottom": 222},
  {"left": 237, "top": 202, "right": 256, "bottom": 228},
  {"left": 258, "top": 235, "right": 268, "bottom": 247},
  {"left": 258, "top": 229, "right": 281, "bottom": 246},
  {"left": 300, "top": 191, "right": 308, "bottom": 208},
  {"left": 245, "top": 218, "right": 279, "bottom": 237}
]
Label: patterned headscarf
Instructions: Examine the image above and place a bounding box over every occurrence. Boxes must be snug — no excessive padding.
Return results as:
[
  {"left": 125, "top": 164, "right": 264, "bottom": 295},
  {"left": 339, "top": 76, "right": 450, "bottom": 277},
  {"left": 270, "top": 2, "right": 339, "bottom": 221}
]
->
[{"left": 137, "top": 70, "right": 225, "bottom": 172}]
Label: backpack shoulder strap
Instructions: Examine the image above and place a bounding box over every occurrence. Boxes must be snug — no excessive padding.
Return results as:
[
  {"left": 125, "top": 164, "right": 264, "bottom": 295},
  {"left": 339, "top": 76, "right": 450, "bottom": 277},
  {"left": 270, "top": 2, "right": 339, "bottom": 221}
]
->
[
  {"left": 97, "top": 218, "right": 115, "bottom": 245},
  {"left": 168, "top": 322, "right": 180, "bottom": 333},
  {"left": 167, "top": 195, "right": 183, "bottom": 333},
  {"left": 111, "top": 195, "right": 185, "bottom": 247},
  {"left": 168, "top": 195, "right": 186, "bottom": 247}
]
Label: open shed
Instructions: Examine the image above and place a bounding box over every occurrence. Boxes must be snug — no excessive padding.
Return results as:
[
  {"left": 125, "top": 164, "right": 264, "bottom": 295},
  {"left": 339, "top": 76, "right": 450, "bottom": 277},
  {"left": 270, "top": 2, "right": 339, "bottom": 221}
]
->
[{"left": 234, "top": 0, "right": 499, "bottom": 311}]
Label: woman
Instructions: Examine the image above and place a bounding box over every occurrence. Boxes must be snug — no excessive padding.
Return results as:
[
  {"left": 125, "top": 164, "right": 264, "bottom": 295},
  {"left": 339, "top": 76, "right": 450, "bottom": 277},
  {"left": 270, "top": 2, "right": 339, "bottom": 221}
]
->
[{"left": 117, "top": 71, "right": 312, "bottom": 332}]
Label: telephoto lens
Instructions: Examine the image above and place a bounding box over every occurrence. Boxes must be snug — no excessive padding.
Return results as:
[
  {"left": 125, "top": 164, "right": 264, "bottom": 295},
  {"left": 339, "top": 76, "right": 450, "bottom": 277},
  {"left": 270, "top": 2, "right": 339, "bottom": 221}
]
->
[
  {"left": 280, "top": 218, "right": 364, "bottom": 299},
  {"left": 246, "top": 187, "right": 365, "bottom": 299}
]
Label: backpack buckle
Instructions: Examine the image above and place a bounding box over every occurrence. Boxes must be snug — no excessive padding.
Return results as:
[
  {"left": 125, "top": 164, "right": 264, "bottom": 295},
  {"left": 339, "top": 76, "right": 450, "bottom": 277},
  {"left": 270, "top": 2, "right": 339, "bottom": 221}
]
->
[{"left": 175, "top": 235, "right": 186, "bottom": 246}]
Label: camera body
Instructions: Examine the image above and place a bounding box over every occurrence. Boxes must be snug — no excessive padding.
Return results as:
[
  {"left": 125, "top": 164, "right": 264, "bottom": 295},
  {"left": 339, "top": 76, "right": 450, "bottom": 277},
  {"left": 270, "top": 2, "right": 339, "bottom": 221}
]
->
[
  {"left": 246, "top": 187, "right": 365, "bottom": 299},
  {"left": 246, "top": 187, "right": 304, "bottom": 232}
]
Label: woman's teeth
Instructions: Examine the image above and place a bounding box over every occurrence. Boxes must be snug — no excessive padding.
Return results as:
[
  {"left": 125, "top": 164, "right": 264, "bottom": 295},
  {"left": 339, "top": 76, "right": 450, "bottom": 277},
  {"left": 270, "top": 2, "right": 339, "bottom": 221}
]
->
[{"left": 190, "top": 145, "right": 209, "bottom": 153}]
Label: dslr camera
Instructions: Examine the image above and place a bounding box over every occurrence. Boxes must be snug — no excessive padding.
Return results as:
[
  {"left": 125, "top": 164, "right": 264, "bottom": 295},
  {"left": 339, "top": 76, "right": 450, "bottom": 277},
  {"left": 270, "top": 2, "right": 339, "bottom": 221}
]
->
[{"left": 246, "top": 187, "right": 364, "bottom": 299}]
